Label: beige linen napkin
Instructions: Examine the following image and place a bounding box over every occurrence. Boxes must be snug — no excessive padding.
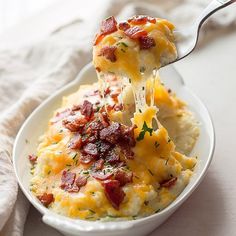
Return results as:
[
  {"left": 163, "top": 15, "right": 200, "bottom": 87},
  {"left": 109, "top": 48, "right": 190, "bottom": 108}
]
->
[{"left": 0, "top": 0, "right": 235, "bottom": 235}]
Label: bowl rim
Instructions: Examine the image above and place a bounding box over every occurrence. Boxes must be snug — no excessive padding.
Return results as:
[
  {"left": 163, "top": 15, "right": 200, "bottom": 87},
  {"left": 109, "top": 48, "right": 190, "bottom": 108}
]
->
[{"left": 13, "top": 62, "right": 215, "bottom": 231}]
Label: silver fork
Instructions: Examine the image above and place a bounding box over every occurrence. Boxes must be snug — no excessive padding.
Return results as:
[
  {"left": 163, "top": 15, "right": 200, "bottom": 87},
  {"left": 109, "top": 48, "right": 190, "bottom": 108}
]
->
[{"left": 170, "top": 0, "right": 235, "bottom": 65}]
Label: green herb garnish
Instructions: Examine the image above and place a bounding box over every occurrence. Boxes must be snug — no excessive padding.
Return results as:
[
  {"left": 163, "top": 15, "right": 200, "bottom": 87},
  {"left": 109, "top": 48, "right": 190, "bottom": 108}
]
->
[
  {"left": 140, "top": 66, "right": 146, "bottom": 73},
  {"left": 148, "top": 169, "right": 154, "bottom": 176},
  {"left": 155, "top": 209, "right": 161, "bottom": 213},
  {"left": 117, "top": 42, "right": 128, "bottom": 47},
  {"left": 154, "top": 141, "right": 160, "bottom": 148},
  {"left": 136, "top": 121, "right": 153, "bottom": 141}
]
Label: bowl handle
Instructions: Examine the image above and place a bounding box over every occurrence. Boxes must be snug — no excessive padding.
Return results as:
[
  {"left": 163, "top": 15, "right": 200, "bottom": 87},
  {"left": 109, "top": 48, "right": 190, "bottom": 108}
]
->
[{"left": 43, "top": 213, "right": 135, "bottom": 233}]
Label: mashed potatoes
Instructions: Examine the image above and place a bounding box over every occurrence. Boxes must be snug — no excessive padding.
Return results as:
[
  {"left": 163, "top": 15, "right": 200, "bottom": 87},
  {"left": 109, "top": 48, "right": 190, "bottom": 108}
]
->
[
  {"left": 30, "top": 75, "right": 199, "bottom": 220},
  {"left": 29, "top": 15, "right": 199, "bottom": 221}
]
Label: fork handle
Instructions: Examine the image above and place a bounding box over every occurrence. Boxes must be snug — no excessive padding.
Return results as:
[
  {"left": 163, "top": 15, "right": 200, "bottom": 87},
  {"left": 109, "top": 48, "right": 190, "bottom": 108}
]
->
[{"left": 195, "top": 0, "right": 235, "bottom": 27}]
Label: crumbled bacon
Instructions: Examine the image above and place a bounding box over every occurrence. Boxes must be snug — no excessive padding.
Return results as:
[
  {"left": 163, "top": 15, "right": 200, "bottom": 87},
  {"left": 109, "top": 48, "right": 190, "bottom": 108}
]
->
[
  {"left": 98, "top": 46, "right": 117, "bottom": 62},
  {"left": 103, "top": 180, "right": 125, "bottom": 210},
  {"left": 119, "top": 143, "right": 135, "bottom": 159},
  {"left": 71, "top": 104, "right": 81, "bottom": 111},
  {"left": 60, "top": 171, "right": 76, "bottom": 191},
  {"left": 100, "top": 122, "right": 121, "bottom": 144},
  {"left": 118, "top": 21, "right": 130, "bottom": 31},
  {"left": 147, "top": 16, "right": 156, "bottom": 24},
  {"left": 95, "top": 67, "right": 101, "bottom": 72},
  {"left": 101, "top": 16, "right": 118, "bottom": 35},
  {"left": 120, "top": 124, "right": 136, "bottom": 147},
  {"left": 128, "top": 15, "right": 148, "bottom": 25},
  {"left": 161, "top": 177, "right": 178, "bottom": 188},
  {"left": 80, "top": 100, "right": 94, "bottom": 120},
  {"left": 94, "top": 33, "right": 105, "bottom": 46},
  {"left": 28, "top": 154, "right": 37, "bottom": 165},
  {"left": 124, "top": 26, "right": 147, "bottom": 39},
  {"left": 114, "top": 169, "right": 133, "bottom": 186},
  {"left": 92, "top": 159, "right": 105, "bottom": 171},
  {"left": 51, "top": 108, "right": 71, "bottom": 124},
  {"left": 91, "top": 171, "right": 113, "bottom": 180},
  {"left": 106, "top": 150, "right": 120, "bottom": 164},
  {"left": 139, "top": 36, "right": 156, "bottom": 50},
  {"left": 80, "top": 154, "right": 95, "bottom": 164},
  {"left": 98, "top": 141, "right": 112, "bottom": 157},
  {"left": 68, "top": 134, "right": 82, "bottom": 149},
  {"left": 75, "top": 175, "right": 87, "bottom": 187},
  {"left": 128, "top": 15, "right": 156, "bottom": 25},
  {"left": 98, "top": 112, "right": 110, "bottom": 127},
  {"left": 82, "top": 143, "right": 99, "bottom": 157},
  {"left": 63, "top": 116, "right": 87, "bottom": 132},
  {"left": 37, "top": 193, "right": 54, "bottom": 207}
]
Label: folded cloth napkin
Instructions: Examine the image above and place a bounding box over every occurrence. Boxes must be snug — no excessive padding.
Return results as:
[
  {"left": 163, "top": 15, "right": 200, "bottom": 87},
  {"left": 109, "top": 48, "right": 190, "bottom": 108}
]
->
[{"left": 0, "top": 0, "right": 235, "bottom": 235}]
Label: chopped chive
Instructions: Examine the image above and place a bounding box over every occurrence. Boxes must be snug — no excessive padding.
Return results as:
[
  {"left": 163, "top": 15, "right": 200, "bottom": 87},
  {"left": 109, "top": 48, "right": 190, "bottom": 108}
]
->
[
  {"left": 121, "top": 48, "right": 126, "bottom": 53},
  {"left": 168, "top": 137, "right": 171, "bottom": 143},
  {"left": 165, "top": 159, "right": 169, "bottom": 165},
  {"left": 117, "top": 42, "right": 128, "bottom": 47},
  {"left": 72, "top": 153, "right": 77, "bottom": 160},
  {"left": 139, "top": 109, "right": 142, "bottom": 113},
  {"left": 25, "top": 139, "right": 29, "bottom": 144},
  {"left": 142, "top": 86, "right": 145, "bottom": 91},
  {"left": 140, "top": 66, "right": 146, "bottom": 73},
  {"left": 155, "top": 209, "right": 161, "bottom": 213},
  {"left": 154, "top": 141, "right": 160, "bottom": 148},
  {"left": 129, "top": 79, "right": 131, "bottom": 83},
  {"left": 89, "top": 209, "right": 95, "bottom": 214},
  {"left": 59, "top": 129, "right": 63, "bottom": 133},
  {"left": 148, "top": 169, "right": 154, "bottom": 176}
]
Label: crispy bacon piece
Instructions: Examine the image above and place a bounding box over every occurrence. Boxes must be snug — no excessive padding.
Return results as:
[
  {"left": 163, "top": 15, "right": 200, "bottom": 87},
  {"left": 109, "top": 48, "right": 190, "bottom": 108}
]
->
[
  {"left": 94, "top": 33, "right": 105, "bottom": 46},
  {"left": 28, "top": 154, "right": 37, "bottom": 165},
  {"left": 63, "top": 116, "right": 87, "bottom": 132},
  {"left": 124, "top": 26, "right": 147, "bottom": 39},
  {"left": 91, "top": 171, "right": 113, "bottom": 180},
  {"left": 103, "top": 180, "right": 125, "bottom": 210},
  {"left": 120, "top": 124, "right": 136, "bottom": 147},
  {"left": 106, "top": 150, "right": 120, "bottom": 164},
  {"left": 98, "top": 46, "right": 117, "bottom": 62},
  {"left": 161, "top": 177, "right": 178, "bottom": 188},
  {"left": 114, "top": 169, "right": 133, "bottom": 186},
  {"left": 68, "top": 134, "right": 82, "bottom": 149},
  {"left": 71, "top": 104, "right": 81, "bottom": 111},
  {"left": 75, "top": 175, "right": 88, "bottom": 187},
  {"left": 81, "top": 100, "right": 94, "bottom": 120},
  {"left": 80, "top": 154, "right": 94, "bottom": 164},
  {"left": 118, "top": 21, "right": 130, "bottom": 31},
  {"left": 101, "top": 16, "right": 118, "bottom": 35},
  {"left": 92, "top": 159, "right": 105, "bottom": 171},
  {"left": 60, "top": 171, "right": 76, "bottom": 190},
  {"left": 37, "top": 193, "right": 54, "bottom": 207},
  {"left": 82, "top": 143, "right": 99, "bottom": 157},
  {"left": 119, "top": 143, "right": 135, "bottom": 159},
  {"left": 98, "top": 141, "right": 112, "bottom": 157},
  {"left": 98, "top": 112, "right": 110, "bottom": 127},
  {"left": 95, "top": 66, "right": 101, "bottom": 72},
  {"left": 139, "top": 36, "right": 156, "bottom": 50},
  {"left": 128, "top": 15, "right": 156, "bottom": 25},
  {"left": 100, "top": 122, "right": 121, "bottom": 144},
  {"left": 128, "top": 15, "right": 148, "bottom": 25},
  {"left": 51, "top": 108, "right": 71, "bottom": 124}
]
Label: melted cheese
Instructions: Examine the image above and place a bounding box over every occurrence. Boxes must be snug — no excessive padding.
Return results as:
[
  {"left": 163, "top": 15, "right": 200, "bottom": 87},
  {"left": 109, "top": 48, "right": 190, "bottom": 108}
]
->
[{"left": 30, "top": 16, "right": 198, "bottom": 221}]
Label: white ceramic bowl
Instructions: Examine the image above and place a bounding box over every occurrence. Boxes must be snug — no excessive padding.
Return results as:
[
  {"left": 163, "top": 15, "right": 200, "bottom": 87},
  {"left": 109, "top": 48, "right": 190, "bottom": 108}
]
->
[{"left": 13, "top": 63, "right": 215, "bottom": 236}]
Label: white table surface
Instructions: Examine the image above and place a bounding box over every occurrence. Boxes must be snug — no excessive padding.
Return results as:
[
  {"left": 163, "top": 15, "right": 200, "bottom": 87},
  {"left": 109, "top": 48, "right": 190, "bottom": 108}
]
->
[{"left": 2, "top": 1, "right": 236, "bottom": 235}]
